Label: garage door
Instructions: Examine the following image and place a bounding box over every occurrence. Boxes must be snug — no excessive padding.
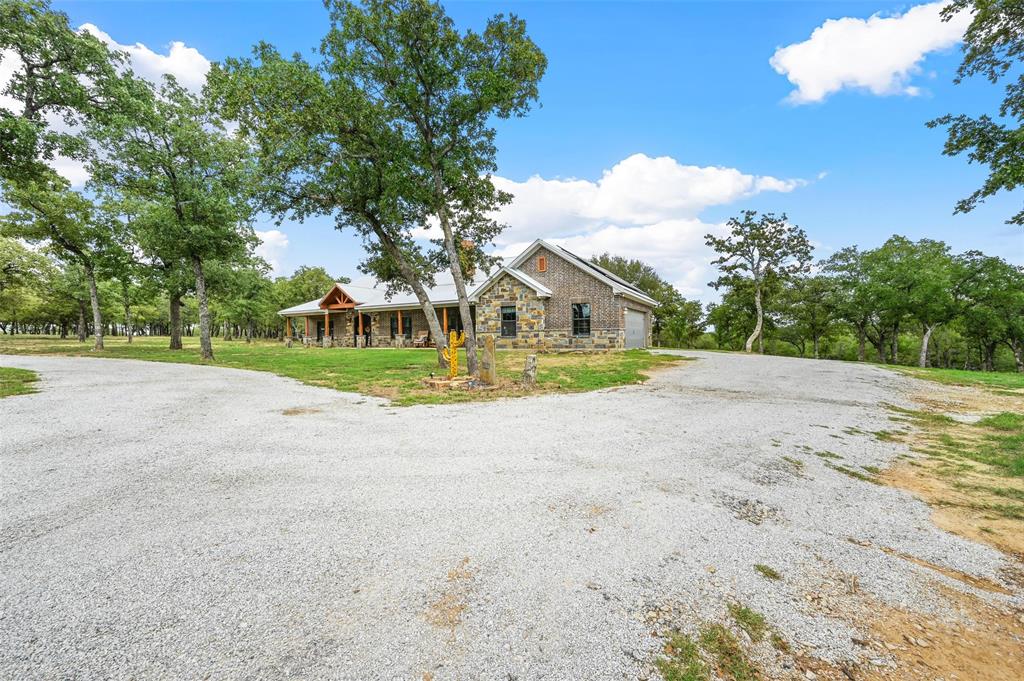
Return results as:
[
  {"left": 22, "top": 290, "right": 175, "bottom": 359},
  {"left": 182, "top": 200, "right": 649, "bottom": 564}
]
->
[{"left": 624, "top": 309, "right": 646, "bottom": 349}]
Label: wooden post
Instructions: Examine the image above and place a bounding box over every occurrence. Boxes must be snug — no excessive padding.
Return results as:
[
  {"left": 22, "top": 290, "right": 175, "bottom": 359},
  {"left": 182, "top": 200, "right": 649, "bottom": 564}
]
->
[
  {"left": 305, "top": 317, "right": 310, "bottom": 337},
  {"left": 443, "top": 307, "right": 448, "bottom": 334},
  {"left": 397, "top": 310, "right": 403, "bottom": 335},
  {"left": 358, "top": 312, "right": 364, "bottom": 336},
  {"left": 285, "top": 317, "right": 292, "bottom": 338},
  {"left": 325, "top": 310, "right": 330, "bottom": 338}
]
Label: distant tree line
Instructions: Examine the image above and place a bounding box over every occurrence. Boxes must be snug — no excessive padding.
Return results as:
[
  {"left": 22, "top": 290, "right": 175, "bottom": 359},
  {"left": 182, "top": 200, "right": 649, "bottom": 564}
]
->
[{"left": 592, "top": 211, "right": 1023, "bottom": 374}]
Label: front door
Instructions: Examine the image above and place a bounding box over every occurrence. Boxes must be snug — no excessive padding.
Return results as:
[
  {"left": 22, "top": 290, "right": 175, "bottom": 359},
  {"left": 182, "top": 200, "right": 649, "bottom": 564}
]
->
[
  {"left": 353, "top": 314, "right": 372, "bottom": 346},
  {"left": 315, "top": 320, "right": 324, "bottom": 341}
]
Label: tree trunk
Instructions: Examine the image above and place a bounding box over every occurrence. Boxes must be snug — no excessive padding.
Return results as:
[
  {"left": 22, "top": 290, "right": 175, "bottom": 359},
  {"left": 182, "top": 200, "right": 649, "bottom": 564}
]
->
[
  {"left": 59, "top": 321, "right": 67, "bottom": 339},
  {"left": 813, "top": 335, "right": 820, "bottom": 359},
  {"left": 890, "top": 324, "right": 899, "bottom": 364},
  {"left": 1012, "top": 342, "right": 1023, "bottom": 373},
  {"left": 247, "top": 320, "right": 254, "bottom": 343},
  {"left": 745, "top": 283, "right": 763, "bottom": 353},
  {"left": 84, "top": 263, "right": 104, "bottom": 350},
  {"left": 856, "top": 328, "right": 866, "bottom": 362},
  {"left": 918, "top": 324, "right": 936, "bottom": 368},
  {"left": 430, "top": 171, "right": 479, "bottom": 375},
  {"left": 373, "top": 222, "right": 448, "bottom": 367},
  {"left": 124, "top": 302, "right": 133, "bottom": 344},
  {"left": 192, "top": 255, "right": 213, "bottom": 360},
  {"left": 77, "top": 301, "right": 87, "bottom": 342},
  {"left": 169, "top": 294, "right": 183, "bottom": 350}
]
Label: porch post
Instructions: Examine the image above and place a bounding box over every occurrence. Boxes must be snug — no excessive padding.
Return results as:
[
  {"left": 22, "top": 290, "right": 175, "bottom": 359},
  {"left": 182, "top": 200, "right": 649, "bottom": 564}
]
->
[
  {"left": 397, "top": 310, "right": 403, "bottom": 335},
  {"left": 305, "top": 317, "right": 309, "bottom": 337},
  {"left": 324, "top": 310, "right": 330, "bottom": 338},
  {"left": 443, "top": 307, "right": 448, "bottom": 334},
  {"left": 285, "top": 316, "right": 292, "bottom": 338},
  {"left": 358, "top": 311, "right": 364, "bottom": 336}
]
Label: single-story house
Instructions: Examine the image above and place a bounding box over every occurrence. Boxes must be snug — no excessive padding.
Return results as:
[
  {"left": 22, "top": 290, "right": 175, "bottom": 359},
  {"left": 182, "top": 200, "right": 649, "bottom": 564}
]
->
[{"left": 278, "top": 239, "right": 657, "bottom": 350}]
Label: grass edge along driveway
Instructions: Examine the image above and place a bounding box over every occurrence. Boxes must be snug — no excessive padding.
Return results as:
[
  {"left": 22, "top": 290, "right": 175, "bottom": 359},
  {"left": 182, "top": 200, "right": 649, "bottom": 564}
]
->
[
  {"left": 0, "top": 336, "right": 687, "bottom": 406},
  {"left": 0, "top": 366, "right": 39, "bottom": 399}
]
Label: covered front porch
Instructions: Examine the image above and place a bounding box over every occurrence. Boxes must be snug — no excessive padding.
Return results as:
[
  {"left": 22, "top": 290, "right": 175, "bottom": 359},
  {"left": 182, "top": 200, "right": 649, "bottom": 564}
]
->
[{"left": 283, "top": 304, "right": 473, "bottom": 348}]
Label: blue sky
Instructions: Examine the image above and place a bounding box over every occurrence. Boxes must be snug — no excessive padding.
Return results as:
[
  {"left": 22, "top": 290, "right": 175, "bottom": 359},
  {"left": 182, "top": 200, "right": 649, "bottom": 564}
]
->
[{"left": 48, "top": 0, "right": 1023, "bottom": 300}]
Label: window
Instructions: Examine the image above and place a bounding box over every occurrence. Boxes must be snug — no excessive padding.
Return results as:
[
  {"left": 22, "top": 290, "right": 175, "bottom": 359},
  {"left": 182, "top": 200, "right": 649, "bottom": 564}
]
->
[
  {"left": 500, "top": 305, "right": 517, "bottom": 337},
  {"left": 391, "top": 312, "right": 412, "bottom": 339},
  {"left": 572, "top": 303, "right": 591, "bottom": 337},
  {"left": 537, "top": 255, "right": 547, "bottom": 272}
]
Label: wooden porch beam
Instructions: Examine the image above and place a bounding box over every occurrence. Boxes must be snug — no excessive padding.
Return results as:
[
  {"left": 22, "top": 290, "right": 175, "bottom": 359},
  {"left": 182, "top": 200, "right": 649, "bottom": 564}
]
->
[
  {"left": 324, "top": 310, "right": 330, "bottom": 338},
  {"left": 397, "top": 309, "right": 403, "bottom": 335},
  {"left": 443, "top": 307, "right": 448, "bottom": 334}
]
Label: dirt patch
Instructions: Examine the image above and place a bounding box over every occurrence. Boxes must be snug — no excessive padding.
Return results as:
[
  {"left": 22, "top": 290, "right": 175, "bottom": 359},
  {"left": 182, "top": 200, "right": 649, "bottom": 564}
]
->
[
  {"left": 882, "top": 462, "right": 1024, "bottom": 559},
  {"left": 424, "top": 557, "right": 475, "bottom": 637},
  {"left": 281, "top": 406, "right": 323, "bottom": 416},
  {"left": 861, "top": 585, "right": 1024, "bottom": 681}
]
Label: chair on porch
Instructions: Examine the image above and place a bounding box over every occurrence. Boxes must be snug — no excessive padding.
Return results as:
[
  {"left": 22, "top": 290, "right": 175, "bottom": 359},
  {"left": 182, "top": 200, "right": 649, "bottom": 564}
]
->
[{"left": 412, "top": 330, "right": 431, "bottom": 348}]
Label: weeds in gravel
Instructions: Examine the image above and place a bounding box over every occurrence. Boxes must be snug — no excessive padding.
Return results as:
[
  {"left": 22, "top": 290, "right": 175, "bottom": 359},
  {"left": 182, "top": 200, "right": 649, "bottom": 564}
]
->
[
  {"left": 769, "top": 632, "right": 789, "bottom": 653},
  {"left": 655, "top": 632, "right": 709, "bottom": 681},
  {"left": 813, "top": 450, "right": 842, "bottom": 460},
  {"left": 753, "top": 564, "right": 782, "bottom": 580},
  {"left": 727, "top": 603, "right": 768, "bottom": 643},
  {"left": 781, "top": 456, "right": 804, "bottom": 471},
  {"left": 826, "top": 462, "right": 879, "bottom": 484},
  {"left": 0, "top": 367, "right": 38, "bottom": 398},
  {"left": 699, "top": 624, "right": 760, "bottom": 681}
]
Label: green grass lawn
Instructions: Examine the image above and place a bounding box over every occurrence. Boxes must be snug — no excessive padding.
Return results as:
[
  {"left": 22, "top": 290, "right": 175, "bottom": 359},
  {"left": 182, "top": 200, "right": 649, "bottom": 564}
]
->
[
  {"left": 894, "top": 366, "right": 1024, "bottom": 392},
  {"left": 0, "top": 335, "right": 686, "bottom": 405},
  {"left": 0, "top": 366, "right": 39, "bottom": 399}
]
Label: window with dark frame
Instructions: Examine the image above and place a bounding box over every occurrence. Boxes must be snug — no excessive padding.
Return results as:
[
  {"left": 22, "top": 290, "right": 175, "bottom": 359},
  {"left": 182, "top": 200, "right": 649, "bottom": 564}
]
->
[
  {"left": 391, "top": 313, "right": 412, "bottom": 339},
  {"left": 572, "top": 303, "right": 591, "bottom": 337},
  {"left": 500, "top": 305, "right": 517, "bottom": 337}
]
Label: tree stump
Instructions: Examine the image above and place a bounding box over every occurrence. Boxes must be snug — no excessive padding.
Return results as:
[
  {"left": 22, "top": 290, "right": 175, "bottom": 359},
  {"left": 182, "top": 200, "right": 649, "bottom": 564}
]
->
[
  {"left": 522, "top": 354, "right": 537, "bottom": 387},
  {"left": 480, "top": 335, "right": 497, "bottom": 384}
]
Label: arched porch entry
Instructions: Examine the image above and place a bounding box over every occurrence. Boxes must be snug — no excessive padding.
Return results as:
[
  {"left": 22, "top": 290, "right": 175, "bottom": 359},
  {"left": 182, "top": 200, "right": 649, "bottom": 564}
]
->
[{"left": 353, "top": 313, "right": 372, "bottom": 347}]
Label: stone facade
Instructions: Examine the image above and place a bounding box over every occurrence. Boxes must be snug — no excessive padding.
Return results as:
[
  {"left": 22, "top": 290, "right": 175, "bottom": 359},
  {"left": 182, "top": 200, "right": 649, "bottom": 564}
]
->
[{"left": 475, "top": 273, "right": 548, "bottom": 349}]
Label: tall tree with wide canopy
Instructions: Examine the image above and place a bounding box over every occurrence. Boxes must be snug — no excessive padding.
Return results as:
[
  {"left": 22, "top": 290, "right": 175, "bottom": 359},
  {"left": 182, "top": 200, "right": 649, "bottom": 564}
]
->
[
  {"left": 320, "top": 0, "right": 547, "bottom": 375},
  {"left": 90, "top": 76, "right": 255, "bottom": 360},
  {"left": 0, "top": 0, "right": 124, "bottom": 184},
  {"left": 706, "top": 211, "right": 811, "bottom": 353},
  {"left": 209, "top": 42, "right": 453, "bottom": 367},
  {"left": 929, "top": 1, "right": 1024, "bottom": 226}
]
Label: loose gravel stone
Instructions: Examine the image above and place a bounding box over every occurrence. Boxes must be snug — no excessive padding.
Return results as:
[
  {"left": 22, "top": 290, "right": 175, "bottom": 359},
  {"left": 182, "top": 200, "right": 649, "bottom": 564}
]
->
[{"left": 0, "top": 351, "right": 1018, "bottom": 680}]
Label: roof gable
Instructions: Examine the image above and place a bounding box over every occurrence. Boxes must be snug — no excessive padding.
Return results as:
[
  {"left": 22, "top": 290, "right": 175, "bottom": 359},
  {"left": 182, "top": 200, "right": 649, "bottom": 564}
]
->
[
  {"left": 509, "top": 240, "right": 658, "bottom": 307},
  {"left": 318, "top": 283, "right": 357, "bottom": 309},
  {"left": 470, "top": 267, "right": 552, "bottom": 302}
]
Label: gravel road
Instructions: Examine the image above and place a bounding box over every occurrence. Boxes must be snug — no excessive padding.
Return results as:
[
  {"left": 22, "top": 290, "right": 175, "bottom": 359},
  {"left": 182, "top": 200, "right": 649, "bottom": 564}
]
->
[{"left": 0, "top": 351, "right": 1018, "bottom": 680}]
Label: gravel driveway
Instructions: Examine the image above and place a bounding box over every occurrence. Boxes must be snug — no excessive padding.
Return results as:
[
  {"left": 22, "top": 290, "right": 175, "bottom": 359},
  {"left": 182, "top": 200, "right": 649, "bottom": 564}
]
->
[{"left": 0, "top": 351, "right": 1018, "bottom": 679}]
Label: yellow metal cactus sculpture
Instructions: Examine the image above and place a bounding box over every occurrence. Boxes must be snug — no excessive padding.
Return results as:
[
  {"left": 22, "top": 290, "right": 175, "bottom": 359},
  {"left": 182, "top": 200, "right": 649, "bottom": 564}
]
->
[{"left": 442, "top": 330, "right": 466, "bottom": 379}]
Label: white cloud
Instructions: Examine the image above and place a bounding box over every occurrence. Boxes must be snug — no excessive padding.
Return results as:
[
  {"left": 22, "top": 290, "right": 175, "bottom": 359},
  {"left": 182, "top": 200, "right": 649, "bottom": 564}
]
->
[
  {"left": 80, "top": 23, "right": 210, "bottom": 92},
  {"left": 255, "top": 229, "right": 289, "bottom": 275},
  {"left": 468, "top": 153, "right": 805, "bottom": 246},
  {"left": 770, "top": 1, "right": 971, "bottom": 104},
  {"left": 0, "top": 26, "right": 211, "bottom": 187},
  {"left": 431, "top": 153, "right": 807, "bottom": 303}
]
